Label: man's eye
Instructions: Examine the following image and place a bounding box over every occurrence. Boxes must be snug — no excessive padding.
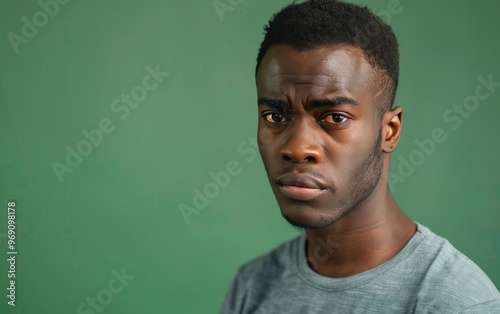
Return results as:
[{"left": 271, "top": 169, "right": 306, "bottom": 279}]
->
[
  {"left": 263, "top": 112, "right": 287, "bottom": 123},
  {"left": 321, "top": 114, "right": 348, "bottom": 124}
]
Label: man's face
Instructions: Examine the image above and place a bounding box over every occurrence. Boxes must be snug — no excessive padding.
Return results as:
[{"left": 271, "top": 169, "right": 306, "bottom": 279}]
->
[{"left": 256, "top": 44, "right": 386, "bottom": 229}]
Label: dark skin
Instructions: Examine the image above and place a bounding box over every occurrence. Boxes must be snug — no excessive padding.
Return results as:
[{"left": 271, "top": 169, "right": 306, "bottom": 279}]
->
[{"left": 256, "top": 44, "right": 416, "bottom": 278}]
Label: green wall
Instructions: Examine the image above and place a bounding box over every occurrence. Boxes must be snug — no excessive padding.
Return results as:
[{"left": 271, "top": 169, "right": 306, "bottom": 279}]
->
[{"left": 1, "top": 0, "right": 499, "bottom": 313}]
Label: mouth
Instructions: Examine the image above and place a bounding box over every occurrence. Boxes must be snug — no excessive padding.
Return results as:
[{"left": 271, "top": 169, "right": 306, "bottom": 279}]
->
[{"left": 275, "top": 173, "right": 328, "bottom": 201}]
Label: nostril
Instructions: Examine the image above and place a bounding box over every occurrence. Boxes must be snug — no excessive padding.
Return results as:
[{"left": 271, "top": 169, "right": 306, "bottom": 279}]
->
[
  {"left": 281, "top": 153, "right": 317, "bottom": 163},
  {"left": 305, "top": 156, "right": 316, "bottom": 162}
]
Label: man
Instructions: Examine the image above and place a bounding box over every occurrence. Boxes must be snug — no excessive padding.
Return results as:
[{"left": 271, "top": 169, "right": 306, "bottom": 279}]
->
[{"left": 221, "top": 0, "right": 500, "bottom": 313}]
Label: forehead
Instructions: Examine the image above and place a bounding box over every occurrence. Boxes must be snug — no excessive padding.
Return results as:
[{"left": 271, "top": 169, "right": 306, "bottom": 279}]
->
[{"left": 256, "top": 44, "right": 379, "bottom": 98}]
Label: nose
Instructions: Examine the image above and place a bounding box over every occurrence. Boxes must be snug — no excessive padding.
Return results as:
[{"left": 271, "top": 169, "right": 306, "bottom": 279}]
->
[{"left": 280, "top": 119, "right": 323, "bottom": 163}]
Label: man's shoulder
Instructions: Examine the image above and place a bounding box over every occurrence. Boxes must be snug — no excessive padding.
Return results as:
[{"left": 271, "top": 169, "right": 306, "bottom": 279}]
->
[
  {"left": 414, "top": 223, "right": 497, "bottom": 291},
  {"left": 220, "top": 235, "right": 303, "bottom": 312},
  {"left": 410, "top": 223, "right": 500, "bottom": 312},
  {"left": 234, "top": 234, "right": 303, "bottom": 282}
]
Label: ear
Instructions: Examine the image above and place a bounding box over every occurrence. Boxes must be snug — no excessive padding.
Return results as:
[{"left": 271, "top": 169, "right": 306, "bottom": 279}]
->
[{"left": 381, "top": 106, "right": 403, "bottom": 153}]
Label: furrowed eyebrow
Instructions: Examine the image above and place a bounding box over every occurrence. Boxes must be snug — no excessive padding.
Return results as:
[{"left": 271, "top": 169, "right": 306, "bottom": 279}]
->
[
  {"left": 257, "top": 96, "right": 358, "bottom": 111},
  {"left": 307, "top": 97, "right": 358, "bottom": 109},
  {"left": 257, "top": 97, "right": 289, "bottom": 111}
]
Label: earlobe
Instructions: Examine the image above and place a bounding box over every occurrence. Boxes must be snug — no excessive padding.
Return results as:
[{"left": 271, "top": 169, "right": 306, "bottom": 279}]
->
[{"left": 381, "top": 106, "right": 403, "bottom": 153}]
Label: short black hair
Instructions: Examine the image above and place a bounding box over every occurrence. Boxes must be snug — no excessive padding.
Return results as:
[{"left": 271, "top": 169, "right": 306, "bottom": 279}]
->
[{"left": 256, "top": 0, "right": 400, "bottom": 116}]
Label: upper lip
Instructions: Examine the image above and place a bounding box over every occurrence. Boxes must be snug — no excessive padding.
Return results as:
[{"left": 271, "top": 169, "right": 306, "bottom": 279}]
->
[{"left": 275, "top": 173, "right": 328, "bottom": 190}]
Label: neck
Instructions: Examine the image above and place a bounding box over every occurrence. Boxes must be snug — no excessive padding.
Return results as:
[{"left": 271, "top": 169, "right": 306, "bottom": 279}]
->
[{"left": 304, "top": 187, "right": 416, "bottom": 278}]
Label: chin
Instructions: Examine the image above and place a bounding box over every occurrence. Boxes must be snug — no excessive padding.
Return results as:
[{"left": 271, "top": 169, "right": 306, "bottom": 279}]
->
[{"left": 280, "top": 204, "right": 339, "bottom": 230}]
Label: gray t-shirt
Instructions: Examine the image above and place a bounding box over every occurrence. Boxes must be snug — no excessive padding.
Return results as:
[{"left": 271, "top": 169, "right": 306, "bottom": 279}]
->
[{"left": 221, "top": 222, "right": 500, "bottom": 313}]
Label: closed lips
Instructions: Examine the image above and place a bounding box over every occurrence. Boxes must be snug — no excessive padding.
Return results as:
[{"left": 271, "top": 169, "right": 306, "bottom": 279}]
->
[{"left": 275, "top": 174, "right": 327, "bottom": 189}]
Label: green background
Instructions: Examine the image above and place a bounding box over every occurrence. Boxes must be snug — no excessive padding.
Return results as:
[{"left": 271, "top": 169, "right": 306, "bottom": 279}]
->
[{"left": 1, "top": 0, "right": 499, "bottom": 313}]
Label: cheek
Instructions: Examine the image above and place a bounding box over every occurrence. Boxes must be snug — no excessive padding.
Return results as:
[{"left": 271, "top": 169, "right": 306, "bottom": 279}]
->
[
  {"left": 327, "top": 129, "right": 375, "bottom": 171},
  {"left": 323, "top": 131, "right": 358, "bottom": 164},
  {"left": 257, "top": 128, "right": 279, "bottom": 172},
  {"left": 257, "top": 128, "right": 275, "bottom": 151}
]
